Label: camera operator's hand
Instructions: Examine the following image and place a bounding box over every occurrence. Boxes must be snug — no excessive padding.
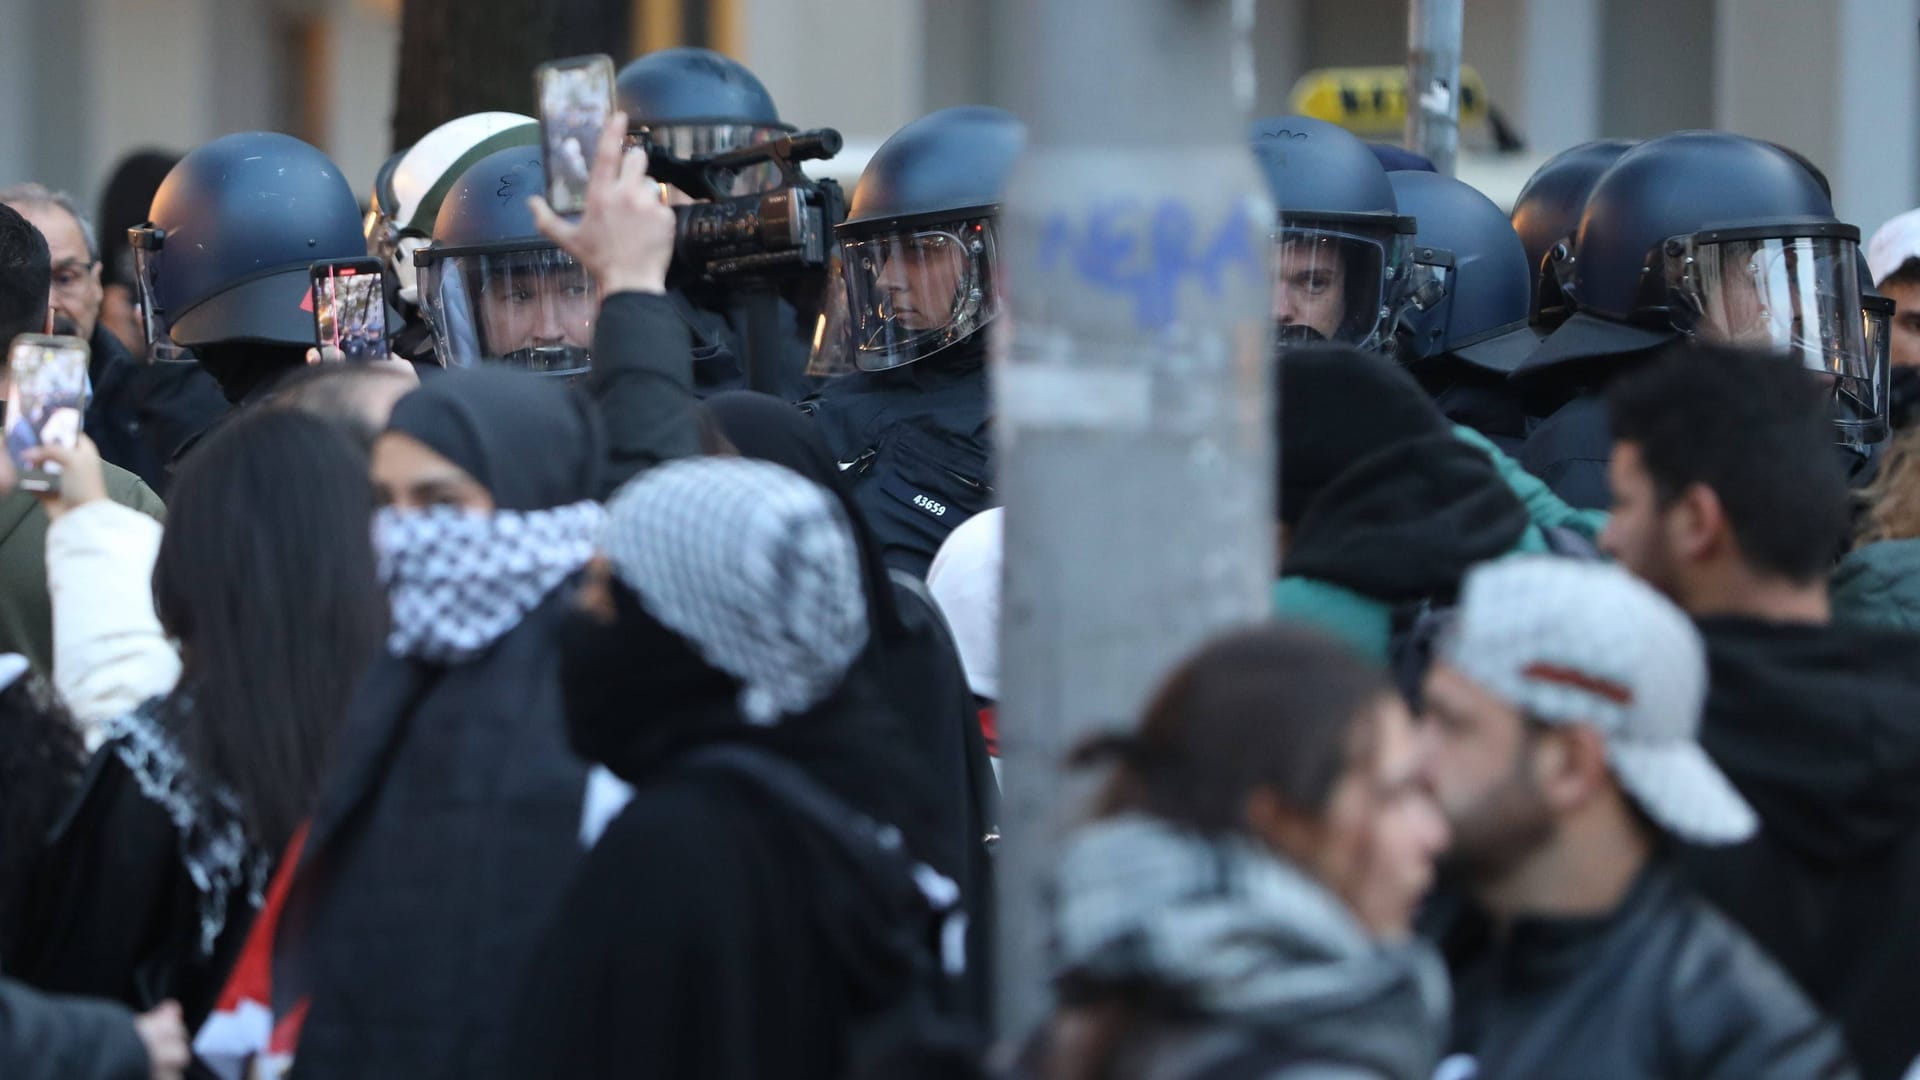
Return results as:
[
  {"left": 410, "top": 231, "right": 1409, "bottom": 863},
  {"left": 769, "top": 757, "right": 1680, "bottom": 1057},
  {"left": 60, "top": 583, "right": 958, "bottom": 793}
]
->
[
  {"left": 531, "top": 110, "right": 676, "bottom": 298},
  {"left": 23, "top": 435, "right": 108, "bottom": 523}
]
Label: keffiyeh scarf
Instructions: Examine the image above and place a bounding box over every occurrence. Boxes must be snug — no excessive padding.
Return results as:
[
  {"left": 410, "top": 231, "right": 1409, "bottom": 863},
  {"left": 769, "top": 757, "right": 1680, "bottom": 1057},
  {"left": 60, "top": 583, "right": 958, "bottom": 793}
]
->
[{"left": 375, "top": 501, "right": 605, "bottom": 664}]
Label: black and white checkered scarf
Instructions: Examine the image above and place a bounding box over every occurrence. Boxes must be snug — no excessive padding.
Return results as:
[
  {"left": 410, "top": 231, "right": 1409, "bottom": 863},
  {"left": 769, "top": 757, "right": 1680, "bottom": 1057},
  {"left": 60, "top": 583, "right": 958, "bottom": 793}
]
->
[
  {"left": 598, "top": 458, "right": 868, "bottom": 725},
  {"left": 374, "top": 501, "right": 605, "bottom": 664}
]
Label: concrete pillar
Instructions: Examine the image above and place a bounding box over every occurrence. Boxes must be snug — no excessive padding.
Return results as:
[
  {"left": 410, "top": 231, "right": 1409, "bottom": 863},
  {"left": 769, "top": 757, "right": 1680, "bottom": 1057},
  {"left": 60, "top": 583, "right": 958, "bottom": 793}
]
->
[{"left": 321, "top": 0, "right": 403, "bottom": 191}]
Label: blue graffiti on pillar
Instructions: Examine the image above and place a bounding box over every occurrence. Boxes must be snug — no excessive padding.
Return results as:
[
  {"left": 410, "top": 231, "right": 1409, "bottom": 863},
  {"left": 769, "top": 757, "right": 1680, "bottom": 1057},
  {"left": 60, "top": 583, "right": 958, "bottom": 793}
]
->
[{"left": 1038, "top": 195, "right": 1265, "bottom": 332}]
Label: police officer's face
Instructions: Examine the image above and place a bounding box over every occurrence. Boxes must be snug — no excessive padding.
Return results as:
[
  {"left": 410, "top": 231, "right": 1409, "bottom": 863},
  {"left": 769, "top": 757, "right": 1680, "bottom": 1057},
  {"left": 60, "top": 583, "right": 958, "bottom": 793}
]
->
[
  {"left": 1274, "top": 237, "right": 1348, "bottom": 342},
  {"left": 875, "top": 233, "right": 964, "bottom": 332},
  {"left": 479, "top": 265, "right": 595, "bottom": 355}
]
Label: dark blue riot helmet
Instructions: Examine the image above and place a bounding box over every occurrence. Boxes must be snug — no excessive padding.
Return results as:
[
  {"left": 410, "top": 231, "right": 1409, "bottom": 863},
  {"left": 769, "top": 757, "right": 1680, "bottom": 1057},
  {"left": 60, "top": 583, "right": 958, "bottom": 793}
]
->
[
  {"left": 412, "top": 147, "right": 598, "bottom": 378},
  {"left": 1387, "top": 171, "right": 1536, "bottom": 372},
  {"left": 617, "top": 48, "right": 793, "bottom": 197},
  {"left": 128, "top": 133, "right": 364, "bottom": 363},
  {"left": 834, "top": 105, "right": 1025, "bottom": 372},
  {"left": 1509, "top": 139, "right": 1636, "bottom": 330},
  {"left": 1524, "top": 131, "right": 1878, "bottom": 444},
  {"left": 1251, "top": 116, "right": 1417, "bottom": 352}
]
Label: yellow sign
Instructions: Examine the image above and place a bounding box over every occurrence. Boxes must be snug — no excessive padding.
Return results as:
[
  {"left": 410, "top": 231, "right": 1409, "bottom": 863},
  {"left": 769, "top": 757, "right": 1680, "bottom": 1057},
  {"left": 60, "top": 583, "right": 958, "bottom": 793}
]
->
[{"left": 1288, "top": 66, "right": 1490, "bottom": 134}]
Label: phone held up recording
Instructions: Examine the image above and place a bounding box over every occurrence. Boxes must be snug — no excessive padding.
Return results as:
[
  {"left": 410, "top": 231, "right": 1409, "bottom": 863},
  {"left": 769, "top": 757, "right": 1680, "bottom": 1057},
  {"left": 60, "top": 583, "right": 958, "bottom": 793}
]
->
[
  {"left": 310, "top": 258, "right": 392, "bottom": 362},
  {"left": 535, "top": 54, "right": 617, "bottom": 217},
  {"left": 5, "top": 334, "right": 90, "bottom": 493}
]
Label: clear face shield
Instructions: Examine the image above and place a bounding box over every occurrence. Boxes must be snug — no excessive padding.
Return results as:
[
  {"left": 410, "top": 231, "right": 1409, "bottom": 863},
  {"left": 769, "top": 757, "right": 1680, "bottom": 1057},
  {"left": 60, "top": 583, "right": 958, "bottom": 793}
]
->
[
  {"left": 417, "top": 245, "right": 598, "bottom": 377},
  {"left": 1666, "top": 228, "right": 1881, "bottom": 444},
  {"left": 1271, "top": 225, "right": 1401, "bottom": 350},
  {"left": 365, "top": 210, "right": 430, "bottom": 307},
  {"left": 1394, "top": 244, "right": 1456, "bottom": 361},
  {"left": 805, "top": 247, "right": 857, "bottom": 378},
  {"left": 128, "top": 225, "right": 190, "bottom": 364},
  {"left": 629, "top": 123, "right": 790, "bottom": 198},
  {"left": 840, "top": 215, "right": 999, "bottom": 372}
]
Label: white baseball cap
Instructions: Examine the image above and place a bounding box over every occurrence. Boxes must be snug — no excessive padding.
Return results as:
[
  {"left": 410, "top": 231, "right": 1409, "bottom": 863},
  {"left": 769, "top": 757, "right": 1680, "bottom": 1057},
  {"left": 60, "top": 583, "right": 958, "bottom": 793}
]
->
[
  {"left": 1442, "top": 556, "right": 1758, "bottom": 846},
  {"left": 1867, "top": 207, "right": 1920, "bottom": 288}
]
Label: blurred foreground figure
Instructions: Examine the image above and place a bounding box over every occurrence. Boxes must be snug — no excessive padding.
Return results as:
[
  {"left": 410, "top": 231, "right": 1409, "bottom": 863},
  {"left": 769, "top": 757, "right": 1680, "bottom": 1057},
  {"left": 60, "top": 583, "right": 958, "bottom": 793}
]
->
[{"left": 1020, "top": 625, "right": 1450, "bottom": 1080}]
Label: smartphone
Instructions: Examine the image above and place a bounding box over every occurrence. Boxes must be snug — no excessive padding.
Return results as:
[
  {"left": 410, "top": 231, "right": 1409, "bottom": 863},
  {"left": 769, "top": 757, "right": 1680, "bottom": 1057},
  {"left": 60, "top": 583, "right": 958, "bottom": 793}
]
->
[
  {"left": 5, "top": 334, "right": 90, "bottom": 492},
  {"left": 535, "top": 54, "right": 617, "bottom": 216},
  {"left": 310, "top": 258, "right": 391, "bottom": 362}
]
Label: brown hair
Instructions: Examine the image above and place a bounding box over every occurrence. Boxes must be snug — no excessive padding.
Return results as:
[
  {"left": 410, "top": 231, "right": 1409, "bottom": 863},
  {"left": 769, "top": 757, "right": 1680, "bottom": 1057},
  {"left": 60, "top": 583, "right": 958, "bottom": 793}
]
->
[
  {"left": 1860, "top": 426, "right": 1920, "bottom": 545},
  {"left": 1074, "top": 622, "right": 1392, "bottom": 838}
]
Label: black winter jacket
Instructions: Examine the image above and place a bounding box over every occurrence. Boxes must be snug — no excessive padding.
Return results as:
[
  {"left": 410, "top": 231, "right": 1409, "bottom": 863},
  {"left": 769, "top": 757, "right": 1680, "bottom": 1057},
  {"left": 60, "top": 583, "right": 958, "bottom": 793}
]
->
[
  {"left": 1679, "top": 616, "right": 1920, "bottom": 1080},
  {"left": 0, "top": 976, "right": 150, "bottom": 1080},
  {"left": 802, "top": 339, "right": 992, "bottom": 578},
  {"left": 1449, "top": 862, "right": 1855, "bottom": 1080}
]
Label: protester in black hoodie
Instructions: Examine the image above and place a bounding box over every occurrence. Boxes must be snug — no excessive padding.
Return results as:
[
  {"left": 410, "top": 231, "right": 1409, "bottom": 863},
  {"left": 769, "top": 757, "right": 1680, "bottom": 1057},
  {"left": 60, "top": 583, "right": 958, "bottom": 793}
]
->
[
  {"left": 1274, "top": 346, "right": 1534, "bottom": 681},
  {"left": 707, "top": 390, "right": 999, "bottom": 1016},
  {"left": 507, "top": 456, "right": 964, "bottom": 1079},
  {"left": 1604, "top": 344, "right": 1920, "bottom": 1080}
]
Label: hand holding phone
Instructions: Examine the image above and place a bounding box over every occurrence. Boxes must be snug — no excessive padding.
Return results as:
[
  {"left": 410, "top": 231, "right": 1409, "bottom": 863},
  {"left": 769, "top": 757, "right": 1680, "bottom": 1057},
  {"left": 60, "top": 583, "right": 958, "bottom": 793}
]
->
[
  {"left": 311, "top": 258, "right": 391, "bottom": 362},
  {"left": 5, "top": 334, "right": 90, "bottom": 493},
  {"left": 535, "top": 54, "right": 617, "bottom": 217}
]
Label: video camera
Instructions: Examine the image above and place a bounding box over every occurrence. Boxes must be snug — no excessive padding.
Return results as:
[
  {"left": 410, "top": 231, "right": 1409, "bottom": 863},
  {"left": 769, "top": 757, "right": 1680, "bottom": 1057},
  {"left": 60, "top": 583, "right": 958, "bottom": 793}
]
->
[{"left": 646, "top": 128, "right": 846, "bottom": 283}]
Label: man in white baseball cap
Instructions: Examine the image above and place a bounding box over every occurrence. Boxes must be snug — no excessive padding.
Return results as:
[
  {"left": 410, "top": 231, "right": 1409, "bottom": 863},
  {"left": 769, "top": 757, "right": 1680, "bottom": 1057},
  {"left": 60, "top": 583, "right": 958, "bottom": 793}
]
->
[
  {"left": 1418, "top": 555, "right": 1852, "bottom": 1080},
  {"left": 1867, "top": 208, "right": 1920, "bottom": 377}
]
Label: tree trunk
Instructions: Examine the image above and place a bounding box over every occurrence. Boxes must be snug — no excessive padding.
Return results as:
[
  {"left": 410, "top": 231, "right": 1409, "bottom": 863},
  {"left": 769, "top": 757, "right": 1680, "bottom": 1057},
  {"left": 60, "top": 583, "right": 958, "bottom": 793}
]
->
[{"left": 393, "top": 0, "right": 632, "bottom": 151}]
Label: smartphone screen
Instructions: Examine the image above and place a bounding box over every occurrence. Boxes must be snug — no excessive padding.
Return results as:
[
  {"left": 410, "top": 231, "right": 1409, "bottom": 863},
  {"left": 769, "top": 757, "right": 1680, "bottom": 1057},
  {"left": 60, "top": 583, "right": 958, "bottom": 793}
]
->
[
  {"left": 535, "top": 54, "right": 616, "bottom": 216},
  {"left": 311, "top": 258, "right": 390, "bottom": 362},
  {"left": 5, "top": 334, "right": 90, "bottom": 491}
]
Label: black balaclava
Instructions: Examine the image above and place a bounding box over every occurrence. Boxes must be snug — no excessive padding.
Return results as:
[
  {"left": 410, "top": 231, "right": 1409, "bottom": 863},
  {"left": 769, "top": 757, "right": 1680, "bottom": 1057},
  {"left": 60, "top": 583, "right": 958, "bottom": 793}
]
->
[
  {"left": 557, "top": 579, "right": 742, "bottom": 783},
  {"left": 385, "top": 367, "right": 604, "bottom": 510}
]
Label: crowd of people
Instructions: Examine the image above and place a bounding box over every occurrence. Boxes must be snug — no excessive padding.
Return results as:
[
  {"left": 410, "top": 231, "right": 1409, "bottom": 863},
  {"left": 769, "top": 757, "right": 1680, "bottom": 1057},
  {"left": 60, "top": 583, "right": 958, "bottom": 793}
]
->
[{"left": 0, "top": 39, "right": 1915, "bottom": 1080}]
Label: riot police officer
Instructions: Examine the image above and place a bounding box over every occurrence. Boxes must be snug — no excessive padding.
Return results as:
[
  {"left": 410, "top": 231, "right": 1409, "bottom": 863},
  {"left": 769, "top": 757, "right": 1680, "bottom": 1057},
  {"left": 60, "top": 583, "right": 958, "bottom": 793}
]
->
[
  {"left": 617, "top": 47, "right": 817, "bottom": 399},
  {"left": 1388, "top": 170, "right": 1539, "bottom": 454},
  {"left": 803, "top": 105, "right": 1025, "bottom": 578},
  {"left": 129, "top": 132, "right": 366, "bottom": 408},
  {"left": 412, "top": 147, "right": 601, "bottom": 378},
  {"left": 365, "top": 112, "right": 540, "bottom": 366},
  {"left": 1509, "top": 139, "right": 1637, "bottom": 331},
  {"left": 1515, "top": 131, "right": 1880, "bottom": 508},
  {"left": 1250, "top": 115, "right": 1417, "bottom": 351}
]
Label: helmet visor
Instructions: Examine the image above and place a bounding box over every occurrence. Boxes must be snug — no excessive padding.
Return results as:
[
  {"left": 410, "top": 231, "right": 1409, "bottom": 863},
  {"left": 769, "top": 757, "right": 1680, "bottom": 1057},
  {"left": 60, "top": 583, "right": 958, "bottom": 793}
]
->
[
  {"left": 1670, "top": 234, "right": 1874, "bottom": 436},
  {"left": 419, "top": 246, "right": 598, "bottom": 377},
  {"left": 633, "top": 123, "right": 790, "bottom": 197},
  {"left": 1855, "top": 296, "right": 1895, "bottom": 446},
  {"left": 1394, "top": 248, "right": 1455, "bottom": 361},
  {"left": 805, "top": 247, "right": 858, "bottom": 378},
  {"left": 841, "top": 217, "right": 998, "bottom": 372},
  {"left": 129, "top": 226, "right": 190, "bottom": 364},
  {"left": 1271, "top": 227, "right": 1394, "bottom": 349}
]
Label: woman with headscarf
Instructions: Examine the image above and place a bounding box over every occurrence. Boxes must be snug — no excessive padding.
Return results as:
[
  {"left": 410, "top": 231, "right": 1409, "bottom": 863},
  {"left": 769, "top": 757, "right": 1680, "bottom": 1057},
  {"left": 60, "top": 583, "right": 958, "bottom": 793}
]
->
[
  {"left": 704, "top": 391, "right": 999, "bottom": 1009},
  {"left": 274, "top": 370, "right": 611, "bottom": 1079},
  {"left": 506, "top": 456, "right": 964, "bottom": 1079}
]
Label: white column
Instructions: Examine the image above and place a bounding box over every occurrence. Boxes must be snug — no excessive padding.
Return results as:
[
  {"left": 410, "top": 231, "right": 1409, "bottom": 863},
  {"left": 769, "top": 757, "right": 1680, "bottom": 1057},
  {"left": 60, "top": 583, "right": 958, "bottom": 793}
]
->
[
  {"left": 1713, "top": 0, "right": 1920, "bottom": 233},
  {"left": 1517, "top": 0, "right": 1602, "bottom": 149},
  {"left": 323, "top": 0, "right": 402, "bottom": 190},
  {"left": 1832, "top": 0, "right": 1920, "bottom": 236}
]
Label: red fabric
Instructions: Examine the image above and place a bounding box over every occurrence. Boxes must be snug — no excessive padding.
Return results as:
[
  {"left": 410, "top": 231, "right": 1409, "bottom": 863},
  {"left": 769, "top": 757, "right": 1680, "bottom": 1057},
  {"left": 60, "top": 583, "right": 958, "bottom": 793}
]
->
[
  {"left": 208, "top": 822, "right": 311, "bottom": 1054},
  {"left": 978, "top": 704, "right": 997, "bottom": 757}
]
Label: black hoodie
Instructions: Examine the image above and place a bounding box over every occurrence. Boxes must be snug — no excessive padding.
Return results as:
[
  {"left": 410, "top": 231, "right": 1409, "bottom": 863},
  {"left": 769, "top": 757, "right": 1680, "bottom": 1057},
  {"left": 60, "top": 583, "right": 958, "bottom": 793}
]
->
[{"left": 1678, "top": 616, "right": 1920, "bottom": 1080}]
